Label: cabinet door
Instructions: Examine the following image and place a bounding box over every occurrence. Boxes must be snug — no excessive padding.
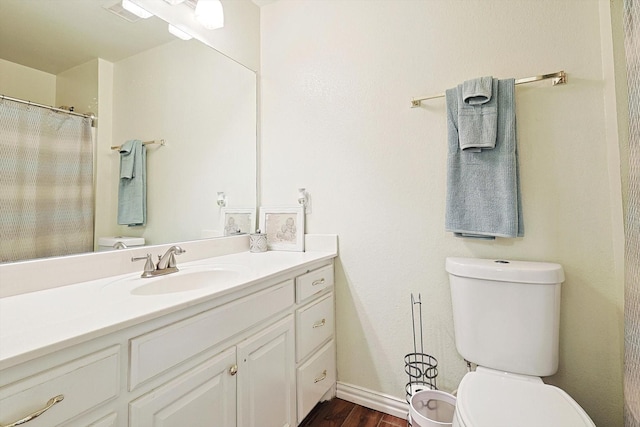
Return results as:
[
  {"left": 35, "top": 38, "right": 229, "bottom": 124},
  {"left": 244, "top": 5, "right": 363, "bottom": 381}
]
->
[
  {"left": 130, "top": 347, "right": 237, "bottom": 427},
  {"left": 237, "top": 315, "right": 296, "bottom": 427}
]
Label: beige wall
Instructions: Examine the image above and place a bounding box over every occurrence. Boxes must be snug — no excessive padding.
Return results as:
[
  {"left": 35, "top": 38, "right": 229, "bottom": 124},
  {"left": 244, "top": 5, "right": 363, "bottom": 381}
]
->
[
  {"left": 56, "top": 59, "right": 99, "bottom": 116},
  {"left": 94, "top": 59, "right": 115, "bottom": 249},
  {"left": 0, "top": 57, "right": 99, "bottom": 114},
  {"left": 260, "top": 0, "right": 625, "bottom": 425},
  {"left": 0, "top": 58, "right": 55, "bottom": 105}
]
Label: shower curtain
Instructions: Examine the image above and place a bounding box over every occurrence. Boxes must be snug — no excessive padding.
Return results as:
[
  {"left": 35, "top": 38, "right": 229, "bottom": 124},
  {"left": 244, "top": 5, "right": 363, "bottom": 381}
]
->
[
  {"left": 625, "top": 0, "right": 640, "bottom": 426},
  {"left": 0, "top": 99, "right": 94, "bottom": 263}
]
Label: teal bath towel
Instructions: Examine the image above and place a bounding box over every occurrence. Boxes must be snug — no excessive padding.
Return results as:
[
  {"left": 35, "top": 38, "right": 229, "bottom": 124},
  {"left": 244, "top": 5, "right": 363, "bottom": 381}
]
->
[
  {"left": 445, "top": 79, "right": 524, "bottom": 239},
  {"left": 117, "top": 140, "right": 146, "bottom": 226}
]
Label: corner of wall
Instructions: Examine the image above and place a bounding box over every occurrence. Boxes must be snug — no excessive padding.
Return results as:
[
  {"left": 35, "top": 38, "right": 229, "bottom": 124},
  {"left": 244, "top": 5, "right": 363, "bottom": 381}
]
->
[{"left": 598, "top": 0, "right": 628, "bottom": 295}]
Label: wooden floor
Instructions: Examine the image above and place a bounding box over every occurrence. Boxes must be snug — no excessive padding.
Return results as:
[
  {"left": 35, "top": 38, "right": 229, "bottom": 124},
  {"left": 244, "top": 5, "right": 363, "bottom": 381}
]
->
[{"left": 299, "top": 398, "right": 407, "bottom": 427}]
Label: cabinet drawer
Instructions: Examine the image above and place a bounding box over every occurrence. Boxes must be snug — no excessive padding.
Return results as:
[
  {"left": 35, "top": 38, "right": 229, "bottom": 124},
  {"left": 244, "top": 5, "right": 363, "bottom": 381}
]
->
[
  {"left": 296, "top": 339, "right": 336, "bottom": 424},
  {"left": 130, "top": 280, "right": 294, "bottom": 390},
  {"left": 296, "top": 264, "right": 334, "bottom": 303},
  {"left": 296, "top": 292, "right": 334, "bottom": 362},
  {"left": 0, "top": 346, "right": 120, "bottom": 427}
]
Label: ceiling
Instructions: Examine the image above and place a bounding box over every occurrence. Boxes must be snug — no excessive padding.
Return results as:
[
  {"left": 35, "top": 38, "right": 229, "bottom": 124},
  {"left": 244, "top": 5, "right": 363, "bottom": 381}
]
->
[{"left": 0, "top": 0, "right": 175, "bottom": 75}]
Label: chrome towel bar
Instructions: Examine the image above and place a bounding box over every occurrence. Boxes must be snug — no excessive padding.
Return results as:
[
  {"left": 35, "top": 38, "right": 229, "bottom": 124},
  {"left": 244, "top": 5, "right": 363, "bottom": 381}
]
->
[{"left": 410, "top": 70, "right": 567, "bottom": 108}]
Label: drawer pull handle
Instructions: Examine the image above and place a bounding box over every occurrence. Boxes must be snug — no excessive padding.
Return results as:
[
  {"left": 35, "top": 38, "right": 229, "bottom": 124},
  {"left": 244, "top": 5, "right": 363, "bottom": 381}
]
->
[
  {"left": 229, "top": 365, "right": 238, "bottom": 376},
  {"left": 312, "top": 319, "right": 326, "bottom": 328},
  {"left": 312, "top": 278, "right": 325, "bottom": 286},
  {"left": 314, "top": 370, "right": 328, "bottom": 383},
  {"left": 1, "top": 394, "right": 64, "bottom": 427}
]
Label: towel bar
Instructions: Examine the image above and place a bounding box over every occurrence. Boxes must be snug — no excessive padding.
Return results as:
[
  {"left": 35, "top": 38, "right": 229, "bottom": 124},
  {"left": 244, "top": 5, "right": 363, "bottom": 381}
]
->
[
  {"left": 411, "top": 71, "right": 567, "bottom": 108},
  {"left": 110, "top": 139, "right": 165, "bottom": 151}
]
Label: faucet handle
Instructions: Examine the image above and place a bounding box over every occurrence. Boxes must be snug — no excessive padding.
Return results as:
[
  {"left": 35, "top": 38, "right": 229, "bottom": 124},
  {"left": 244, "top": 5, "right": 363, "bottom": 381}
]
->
[{"left": 132, "top": 254, "right": 156, "bottom": 277}]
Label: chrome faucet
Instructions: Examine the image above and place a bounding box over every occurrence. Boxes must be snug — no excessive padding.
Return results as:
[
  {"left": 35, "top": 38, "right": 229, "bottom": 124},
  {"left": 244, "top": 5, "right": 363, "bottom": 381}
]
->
[
  {"left": 131, "top": 246, "right": 186, "bottom": 278},
  {"left": 157, "top": 245, "right": 186, "bottom": 270}
]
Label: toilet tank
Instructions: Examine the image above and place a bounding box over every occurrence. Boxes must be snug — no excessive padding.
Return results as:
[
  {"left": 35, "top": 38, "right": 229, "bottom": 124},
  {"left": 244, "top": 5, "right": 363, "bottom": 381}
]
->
[{"left": 446, "top": 257, "right": 565, "bottom": 377}]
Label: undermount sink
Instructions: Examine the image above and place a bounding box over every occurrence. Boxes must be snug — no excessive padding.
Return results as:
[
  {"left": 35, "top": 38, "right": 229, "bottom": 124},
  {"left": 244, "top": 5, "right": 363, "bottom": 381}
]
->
[
  {"left": 131, "top": 268, "right": 241, "bottom": 295},
  {"left": 101, "top": 266, "right": 243, "bottom": 296}
]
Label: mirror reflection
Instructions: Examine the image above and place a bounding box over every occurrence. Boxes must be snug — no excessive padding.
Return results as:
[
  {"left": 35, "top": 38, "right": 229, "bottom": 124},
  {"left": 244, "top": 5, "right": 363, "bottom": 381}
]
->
[{"left": 0, "top": 0, "right": 257, "bottom": 263}]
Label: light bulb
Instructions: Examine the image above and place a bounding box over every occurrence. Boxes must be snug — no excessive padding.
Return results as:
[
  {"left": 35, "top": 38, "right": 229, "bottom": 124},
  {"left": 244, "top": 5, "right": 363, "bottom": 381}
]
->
[{"left": 195, "top": 0, "right": 224, "bottom": 30}]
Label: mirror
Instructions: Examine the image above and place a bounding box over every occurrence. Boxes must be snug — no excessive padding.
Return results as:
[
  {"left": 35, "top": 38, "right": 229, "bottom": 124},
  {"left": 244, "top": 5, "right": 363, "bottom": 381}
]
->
[{"left": 0, "top": 0, "right": 257, "bottom": 262}]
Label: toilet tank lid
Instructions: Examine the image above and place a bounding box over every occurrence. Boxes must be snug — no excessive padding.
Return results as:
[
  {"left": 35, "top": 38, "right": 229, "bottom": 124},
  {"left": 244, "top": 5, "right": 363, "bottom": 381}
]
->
[{"left": 446, "top": 257, "right": 565, "bottom": 284}]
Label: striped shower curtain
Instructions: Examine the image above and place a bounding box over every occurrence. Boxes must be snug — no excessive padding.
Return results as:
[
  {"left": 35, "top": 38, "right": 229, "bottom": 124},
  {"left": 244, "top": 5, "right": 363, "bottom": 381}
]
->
[
  {"left": 0, "top": 99, "right": 94, "bottom": 263},
  {"left": 625, "top": 0, "right": 640, "bottom": 425}
]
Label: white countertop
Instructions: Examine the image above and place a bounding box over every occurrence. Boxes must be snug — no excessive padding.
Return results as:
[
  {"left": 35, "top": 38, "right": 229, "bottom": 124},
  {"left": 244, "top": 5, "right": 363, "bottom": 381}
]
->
[{"left": 0, "top": 250, "right": 336, "bottom": 370}]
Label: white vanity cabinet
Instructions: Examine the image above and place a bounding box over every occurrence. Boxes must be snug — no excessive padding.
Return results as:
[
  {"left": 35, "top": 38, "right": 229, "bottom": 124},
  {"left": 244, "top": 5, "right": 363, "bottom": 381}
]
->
[
  {"left": 129, "top": 315, "right": 297, "bottom": 427},
  {"left": 294, "top": 265, "right": 336, "bottom": 424},
  {"left": 0, "top": 258, "right": 336, "bottom": 427},
  {"left": 128, "top": 279, "right": 297, "bottom": 427}
]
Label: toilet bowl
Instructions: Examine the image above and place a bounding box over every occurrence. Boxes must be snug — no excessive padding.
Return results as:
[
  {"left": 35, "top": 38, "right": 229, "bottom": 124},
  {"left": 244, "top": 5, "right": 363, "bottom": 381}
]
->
[
  {"left": 452, "top": 367, "right": 594, "bottom": 427},
  {"left": 446, "top": 257, "right": 595, "bottom": 427}
]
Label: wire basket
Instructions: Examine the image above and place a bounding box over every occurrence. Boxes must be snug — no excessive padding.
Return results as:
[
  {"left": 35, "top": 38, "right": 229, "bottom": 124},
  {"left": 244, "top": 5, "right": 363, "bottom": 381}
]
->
[
  {"left": 405, "top": 352, "right": 438, "bottom": 403},
  {"left": 405, "top": 294, "right": 439, "bottom": 426}
]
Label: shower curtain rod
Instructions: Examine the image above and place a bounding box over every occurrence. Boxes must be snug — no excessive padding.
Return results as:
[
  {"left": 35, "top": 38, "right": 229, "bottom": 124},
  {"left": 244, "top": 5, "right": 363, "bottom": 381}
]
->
[
  {"left": 0, "top": 93, "right": 97, "bottom": 126},
  {"left": 410, "top": 70, "right": 567, "bottom": 108}
]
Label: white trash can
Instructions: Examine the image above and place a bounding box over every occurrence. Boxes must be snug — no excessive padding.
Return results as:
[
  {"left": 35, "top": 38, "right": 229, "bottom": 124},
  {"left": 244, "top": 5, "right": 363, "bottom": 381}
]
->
[{"left": 410, "top": 390, "right": 456, "bottom": 427}]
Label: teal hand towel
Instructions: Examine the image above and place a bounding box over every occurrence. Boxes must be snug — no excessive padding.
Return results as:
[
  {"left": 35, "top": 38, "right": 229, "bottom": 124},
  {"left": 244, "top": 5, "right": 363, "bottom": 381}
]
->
[
  {"left": 445, "top": 79, "right": 524, "bottom": 239},
  {"left": 462, "top": 76, "right": 493, "bottom": 105},
  {"left": 458, "top": 77, "right": 498, "bottom": 151},
  {"left": 117, "top": 140, "right": 146, "bottom": 226}
]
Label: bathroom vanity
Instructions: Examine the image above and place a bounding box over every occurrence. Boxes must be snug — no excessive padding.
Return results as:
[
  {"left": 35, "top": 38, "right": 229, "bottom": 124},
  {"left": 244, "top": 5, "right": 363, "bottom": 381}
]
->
[{"left": 0, "top": 239, "right": 337, "bottom": 427}]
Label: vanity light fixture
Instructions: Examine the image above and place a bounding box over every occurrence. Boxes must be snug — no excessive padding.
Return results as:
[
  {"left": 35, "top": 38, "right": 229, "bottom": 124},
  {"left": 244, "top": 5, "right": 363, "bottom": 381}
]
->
[
  {"left": 217, "top": 192, "right": 227, "bottom": 207},
  {"left": 195, "top": 0, "right": 224, "bottom": 30},
  {"left": 168, "top": 24, "right": 193, "bottom": 40},
  {"left": 298, "top": 188, "right": 311, "bottom": 214},
  {"left": 122, "top": 0, "right": 153, "bottom": 18}
]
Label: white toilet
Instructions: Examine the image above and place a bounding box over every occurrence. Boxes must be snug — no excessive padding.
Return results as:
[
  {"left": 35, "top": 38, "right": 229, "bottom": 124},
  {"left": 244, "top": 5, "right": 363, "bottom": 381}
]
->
[{"left": 446, "top": 257, "right": 596, "bottom": 427}]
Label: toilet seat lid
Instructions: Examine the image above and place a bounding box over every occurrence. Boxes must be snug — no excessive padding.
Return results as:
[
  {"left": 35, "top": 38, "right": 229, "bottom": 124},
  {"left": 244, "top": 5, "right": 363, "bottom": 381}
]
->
[{"left": 455, "top": 371, "right": 595, "bottom": 427}]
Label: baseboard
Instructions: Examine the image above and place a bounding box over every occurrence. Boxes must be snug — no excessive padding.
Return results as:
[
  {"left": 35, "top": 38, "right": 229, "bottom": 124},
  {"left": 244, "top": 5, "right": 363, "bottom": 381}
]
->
[{"left": 336, "top": 382, "right": 409, "bottom": 420}]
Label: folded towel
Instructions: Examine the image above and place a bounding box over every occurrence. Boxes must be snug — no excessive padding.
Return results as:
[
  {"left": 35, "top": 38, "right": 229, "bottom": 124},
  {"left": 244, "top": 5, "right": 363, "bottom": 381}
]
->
[
  {"left": 462, "top": 76, "right": 493, "bottom": 105},
  {"left": 458, "top": 77, "right": 498, "bottom": 151},
  {"left": 119, "top": 140, "right": 136, "bottom": 179},
  {"left": 117, "top": 140, "right": 146, "bottom": 226},
  {"left": 445, "top": 79, "right": 524, "bottom": 239}
]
